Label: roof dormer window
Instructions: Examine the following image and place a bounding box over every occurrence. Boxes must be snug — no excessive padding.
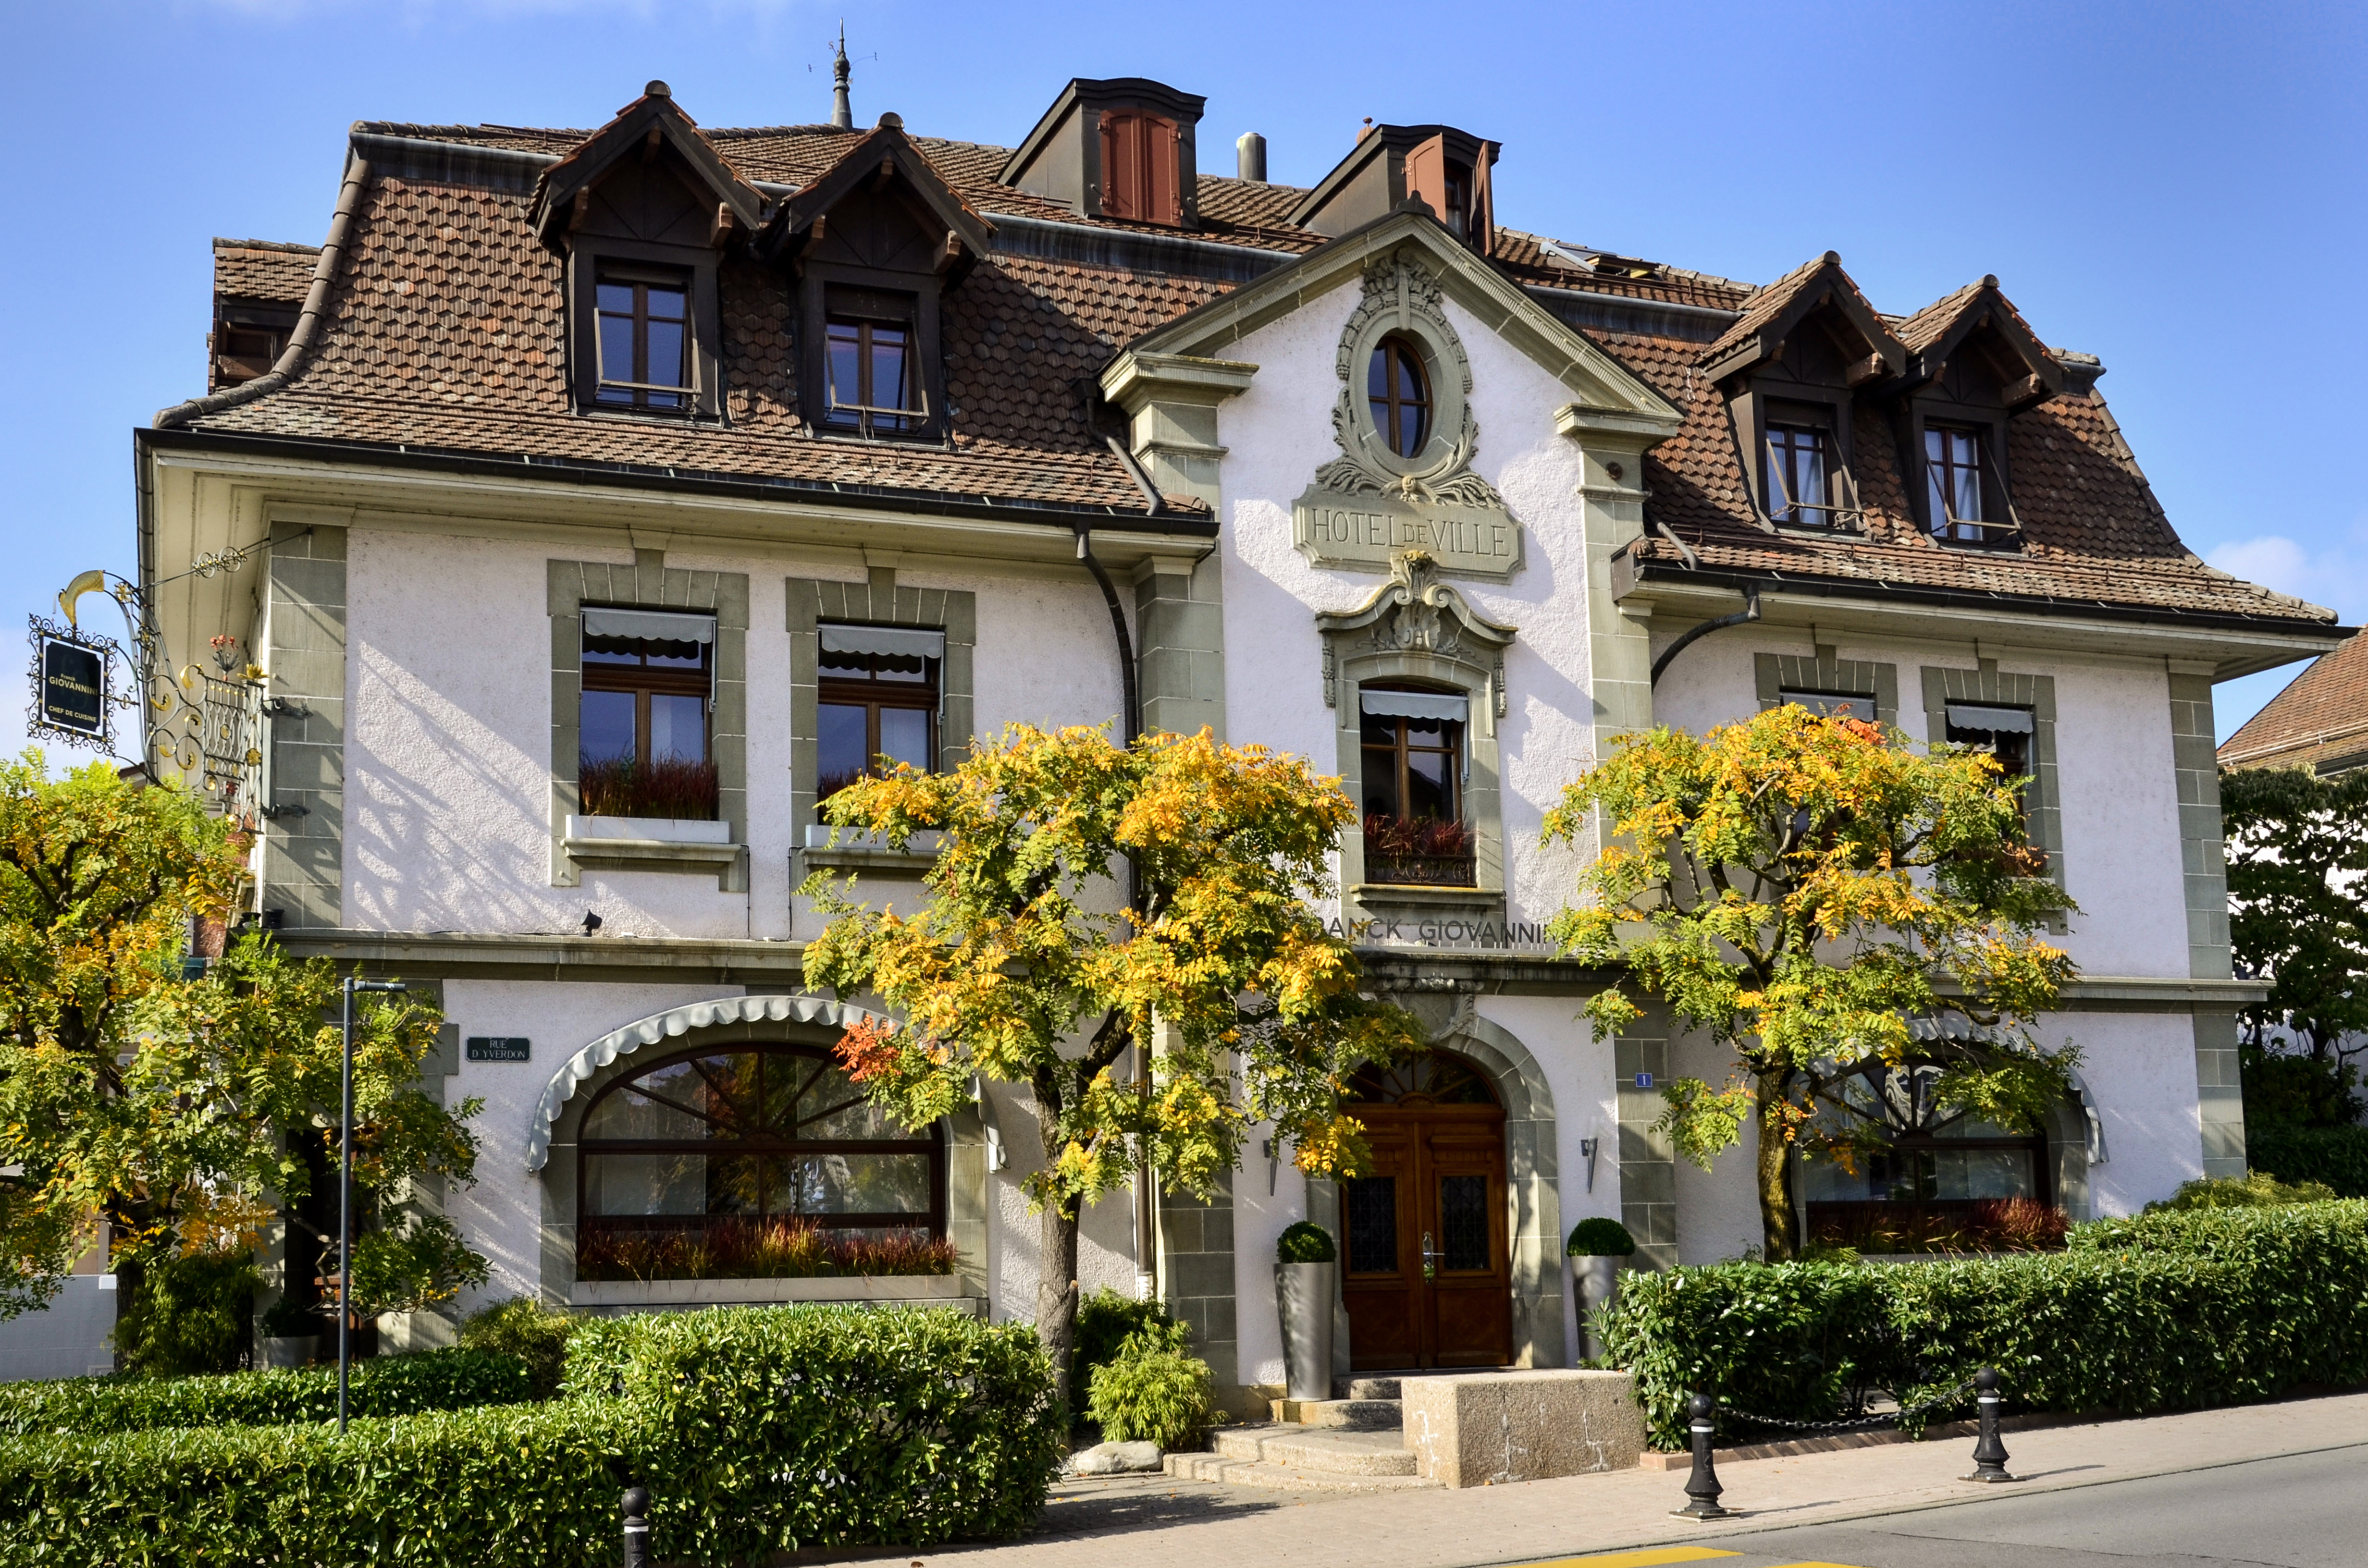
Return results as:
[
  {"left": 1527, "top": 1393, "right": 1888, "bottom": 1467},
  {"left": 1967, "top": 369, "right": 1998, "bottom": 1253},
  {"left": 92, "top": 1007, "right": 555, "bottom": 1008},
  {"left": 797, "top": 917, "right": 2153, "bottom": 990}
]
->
[
  {"left": 999, "top": 77, "right": 1205, "bottom": 228},
  {"left": 824, "top": 301, "right": 924, "bottom": 437},
  {"left": 595, "top": 265, "right": 692, "bottom": 411},
  {"left": 1925, "top": 426, "right": 1988, "bottom": 540},
  {"left": 1098, "top": 110, "right": 1182, "bottom": 225},
  {"left": 1766, "top": 422, "right": 1830, "bottom": 528}
]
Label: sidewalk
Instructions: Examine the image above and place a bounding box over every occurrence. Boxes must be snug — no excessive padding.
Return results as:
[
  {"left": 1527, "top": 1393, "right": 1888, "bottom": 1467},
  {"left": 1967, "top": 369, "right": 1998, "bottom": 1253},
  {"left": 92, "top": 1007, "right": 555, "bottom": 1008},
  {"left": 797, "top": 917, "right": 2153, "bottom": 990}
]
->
[{"left": 910, "top": 1391, "right": 2368, "bottom": 1568}]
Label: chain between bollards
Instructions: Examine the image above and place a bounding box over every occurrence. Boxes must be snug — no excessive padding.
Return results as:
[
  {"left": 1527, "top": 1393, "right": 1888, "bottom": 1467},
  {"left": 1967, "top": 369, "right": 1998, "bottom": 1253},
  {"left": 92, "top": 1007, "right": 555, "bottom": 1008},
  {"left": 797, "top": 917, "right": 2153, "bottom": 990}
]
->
[
  {"left": 1963, "top": 1366, "right": 2017, "bottom": 1482},
  {"left": 622, "top": 1486, "right": 651, "bottom": 1568},
  {"left": 1671, "top": 1391, "right": 1731, "bottom": 1519}
]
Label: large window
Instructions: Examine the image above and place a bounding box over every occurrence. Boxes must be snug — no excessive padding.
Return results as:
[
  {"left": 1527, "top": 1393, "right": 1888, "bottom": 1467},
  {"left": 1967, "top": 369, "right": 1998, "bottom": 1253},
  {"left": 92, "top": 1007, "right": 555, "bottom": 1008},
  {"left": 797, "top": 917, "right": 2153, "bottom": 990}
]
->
[
  {"left": 823, "top": 290, "right": 923, "bottom": 436},
  {"left": 1766, "top": 424, "right": 1830, "bottom": 527},
  {"left": 595, "top": 265, "right": 691, "bottom": 410},
  {"left": 1801, "top": 1060, "right": 2052, "bottom": 1252},
  {"left": 580, "top": 608, "right": 715, "bottom": 820},
  {"left": 578, "top": 1043, "right": 943, "bottom": 1273},
  {"left": 1368, "top": 337, "right": 1431, "bottom": 458},
  {"left": 1358, "top": 685, "right": 1473, "bottom": 886},
  {"left": 1925, "top": 426, "right": 1986, "bottom": 539},
  {"left": 817, "top": 624, "right": 941, "bottom": 801}
]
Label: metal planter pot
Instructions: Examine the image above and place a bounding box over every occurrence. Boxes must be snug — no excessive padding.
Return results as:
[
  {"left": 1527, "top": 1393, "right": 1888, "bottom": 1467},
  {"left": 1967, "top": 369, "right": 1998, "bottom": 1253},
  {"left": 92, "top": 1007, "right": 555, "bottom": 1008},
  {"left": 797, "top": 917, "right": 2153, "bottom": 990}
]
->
[
  {"left": 262, "top": 1335, "right": 317, "bottom": 1370},
  {"left": 1275, "top": 1260, "right": 1336, "bottom": 1402},
  {"left": 1574, "top": 1254, "right": 1622, "bottom": 1361}
]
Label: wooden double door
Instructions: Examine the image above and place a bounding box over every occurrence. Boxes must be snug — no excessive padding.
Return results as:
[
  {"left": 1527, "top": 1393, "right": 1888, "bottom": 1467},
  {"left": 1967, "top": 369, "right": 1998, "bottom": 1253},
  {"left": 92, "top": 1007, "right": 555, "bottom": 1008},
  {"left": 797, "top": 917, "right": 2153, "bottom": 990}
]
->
[{"left": 1340, "top": 1098, "right": 1513, "bottom": 1370}]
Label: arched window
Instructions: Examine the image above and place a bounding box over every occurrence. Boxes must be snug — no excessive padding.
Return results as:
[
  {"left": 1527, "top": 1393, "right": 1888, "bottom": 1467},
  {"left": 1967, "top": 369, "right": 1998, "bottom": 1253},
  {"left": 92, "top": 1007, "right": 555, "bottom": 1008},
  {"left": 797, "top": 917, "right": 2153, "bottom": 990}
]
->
[
  {"left": 1801, "top": 1060, "right": 2055, "bottom": 1251},
  {"left": 578, "top": 1043, "right": 943, "bottom": 1276},
  {"left": 1368, "top": 336, "right": 1431, "bottom": 457}
]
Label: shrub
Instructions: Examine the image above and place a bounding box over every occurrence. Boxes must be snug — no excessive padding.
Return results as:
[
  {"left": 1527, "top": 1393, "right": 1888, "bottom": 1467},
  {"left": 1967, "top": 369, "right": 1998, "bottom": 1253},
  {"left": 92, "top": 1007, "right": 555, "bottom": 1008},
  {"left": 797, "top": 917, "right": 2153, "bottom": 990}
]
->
[
  {"left": 259, "top": 1291, "right": 319, "bottom": 1340},
  {"left": 0, "top": 1305, "right": 1060, "bottom": 1566},
  {"left": 458, "top": 1297, "right": 574, "bottom": 1399},
  {"left": 1606, "top": 1200, "right": 2368, "bottom": 1451},
  {"left": 350, "top": 1215, "right": 490, "bottom": 1314},
  {"left": 2241, "top": 1048, "right": 2363, "bottom": 1130},
  {"left": 1276, "top": 1221, "right": 1337, "bottom": 1263},
  {"left": 2145, "top": 1172, "right": 2342, "bottom": 1212},
  {"left": 0, "top": 1347, "right": 535, "bottom": 1438},
  {"left": 0, "top": 1398, "right": 640, "bottom": 1567},
  {"left": 110, "top": 1250, "right": 260, "bottom": 1376},
  {"left": 1567, "top": 1217, "right": 1637, "bottom": 1257},
  {"left": 1072, "top": 1286, "right": 1189, "bottom": 1415},
  {"left": 2249, "top": 1125, "right": 2368, "bottom": 1198},
  {"left": 609, "top": 1304, "right": 1061, "bottom": 1557},
  {"left": 1086, "top": 1343, "right": 1215, "bottom": 1450}
]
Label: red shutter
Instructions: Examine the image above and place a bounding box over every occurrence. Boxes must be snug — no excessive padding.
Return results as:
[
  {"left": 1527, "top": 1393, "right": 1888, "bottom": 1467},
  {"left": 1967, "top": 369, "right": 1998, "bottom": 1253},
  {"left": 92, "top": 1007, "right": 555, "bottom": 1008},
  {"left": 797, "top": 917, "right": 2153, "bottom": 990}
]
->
[
  {"left": 1144, "top": 113, "right": 1180, "bottom": 226},
  {"left": 1403, "top": 135, "right": 1447, "bottom": 222},
  {"left": 1101, "top": 110, "right": 1181, "bottom": 224},
  {"left": 1469, "top": 142, "right": 1496, "bottom": 256}
]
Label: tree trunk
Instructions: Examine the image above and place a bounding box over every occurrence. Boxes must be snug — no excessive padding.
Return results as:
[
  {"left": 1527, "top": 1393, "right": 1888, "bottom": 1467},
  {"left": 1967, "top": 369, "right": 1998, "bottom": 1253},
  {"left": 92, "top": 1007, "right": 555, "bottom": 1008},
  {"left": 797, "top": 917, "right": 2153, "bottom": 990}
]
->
[
  {"left": 1755, "top": 1071, "right": 1800, "bottom": 1262},
  {"left": 1035, "top": 1191, "right": 1082, "bottom": 1416},
  {"left": 1027, "top": 1071, "right": 1084, "bottom": 1420}
]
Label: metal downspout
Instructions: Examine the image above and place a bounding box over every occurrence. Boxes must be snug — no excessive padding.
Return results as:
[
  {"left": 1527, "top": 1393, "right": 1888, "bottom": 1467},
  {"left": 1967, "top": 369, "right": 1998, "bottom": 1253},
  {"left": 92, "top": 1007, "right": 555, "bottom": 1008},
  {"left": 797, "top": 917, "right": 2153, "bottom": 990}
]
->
[
  {"left": 154, "top": 150, "right": 373, "bottom": 429},
  {"left": 1073, "top": 519, "right": 1155, "bottom": 1298},
  {"left": 1650, "top": 584, "right": 1762, "bottom": 686}
]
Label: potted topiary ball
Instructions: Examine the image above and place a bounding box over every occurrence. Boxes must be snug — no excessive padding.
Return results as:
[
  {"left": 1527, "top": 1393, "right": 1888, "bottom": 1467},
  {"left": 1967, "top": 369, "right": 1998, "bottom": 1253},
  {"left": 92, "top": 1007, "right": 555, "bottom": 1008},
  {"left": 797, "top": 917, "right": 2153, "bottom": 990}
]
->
[
  {"left": 1566, "top": 1217, "right": 1636, "bottom": 1361},
  {"left": 1274, "top": 1221, "right": 1337, "bottom": 1403},
  {"left": 258, "top": 1292, "right": 320, "bottom": 1370}
]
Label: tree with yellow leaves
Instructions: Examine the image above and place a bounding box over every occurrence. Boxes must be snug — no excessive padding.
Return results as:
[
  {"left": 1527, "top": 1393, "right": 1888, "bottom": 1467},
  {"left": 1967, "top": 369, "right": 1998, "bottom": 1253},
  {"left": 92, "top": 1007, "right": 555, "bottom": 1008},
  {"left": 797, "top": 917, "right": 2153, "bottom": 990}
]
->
[
  {"left": 802, "top": 725, "right": 1423, "bottom": 1400},
  {"left": 0, "top": 753, "right": 481, "bottom": 1363},
  {"left": 1543, "top": 705, "right": 2078, "bottom": 1261}
]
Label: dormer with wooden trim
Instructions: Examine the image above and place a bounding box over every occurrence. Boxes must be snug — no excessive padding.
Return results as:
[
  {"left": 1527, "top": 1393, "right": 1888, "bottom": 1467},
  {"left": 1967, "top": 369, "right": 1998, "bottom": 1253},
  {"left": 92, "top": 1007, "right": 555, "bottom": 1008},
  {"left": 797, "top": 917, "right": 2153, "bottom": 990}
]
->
[
  {"left": 1886, "top": 276, "right": 2067, "bottom": 545},
  {"left": 998, "top": 77, "right": 1206, "bottom": 229},
  {"left": 1699, "top": 252, "right": 1906, "bottom": 535},
  {"left": 528, "top": 82, "right": 771, "bottom": 420},
  {"left": 758, "top": 114, "right": 996, "bottom": 443},
  {"left": 1289, "top": 124, "right": 1498, "bottom": 255}
]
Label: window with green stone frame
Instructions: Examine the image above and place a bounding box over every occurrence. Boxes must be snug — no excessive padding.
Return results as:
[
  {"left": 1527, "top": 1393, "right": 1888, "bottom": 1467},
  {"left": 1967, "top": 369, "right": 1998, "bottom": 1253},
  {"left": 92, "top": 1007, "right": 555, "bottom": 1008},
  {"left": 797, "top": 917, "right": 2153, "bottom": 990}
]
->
[{"left": 1922, "top": 663, "right": 2063, "bottom": 918}]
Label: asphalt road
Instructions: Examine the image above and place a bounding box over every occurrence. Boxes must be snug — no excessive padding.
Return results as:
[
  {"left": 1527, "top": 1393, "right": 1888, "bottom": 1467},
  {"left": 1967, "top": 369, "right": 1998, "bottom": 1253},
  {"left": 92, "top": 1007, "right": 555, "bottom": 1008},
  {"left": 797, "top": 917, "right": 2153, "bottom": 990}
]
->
[{"left": 1552, "top": 1444, "right": 2367, "bottom": 1568}]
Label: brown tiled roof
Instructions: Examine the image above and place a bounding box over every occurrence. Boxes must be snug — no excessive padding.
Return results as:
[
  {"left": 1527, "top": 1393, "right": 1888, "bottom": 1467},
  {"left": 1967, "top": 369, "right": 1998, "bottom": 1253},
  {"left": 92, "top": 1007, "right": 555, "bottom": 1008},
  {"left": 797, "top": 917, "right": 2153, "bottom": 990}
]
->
[
  {"left": 2220, "top": 633, "right": 2368, "bottom": 772},
  {"left": 213, "top": 238, "right": 317, "bottom": 304},
  {"left": 1699, "top": 253, "right": 1838, "bottom": 363},
  {"left": 173, "top": 110, "right": 2333, "bottom": 626},
  {"left": 1600, "top": 319, "right": 2336, "bottom": 625}
]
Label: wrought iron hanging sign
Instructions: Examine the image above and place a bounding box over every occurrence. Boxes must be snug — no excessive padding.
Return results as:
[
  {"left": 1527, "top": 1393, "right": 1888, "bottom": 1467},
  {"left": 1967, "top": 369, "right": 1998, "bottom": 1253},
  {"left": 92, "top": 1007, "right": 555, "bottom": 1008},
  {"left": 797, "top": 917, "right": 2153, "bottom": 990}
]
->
[{"left": 27, "top": 616, "right": 117, "bottom": 747}]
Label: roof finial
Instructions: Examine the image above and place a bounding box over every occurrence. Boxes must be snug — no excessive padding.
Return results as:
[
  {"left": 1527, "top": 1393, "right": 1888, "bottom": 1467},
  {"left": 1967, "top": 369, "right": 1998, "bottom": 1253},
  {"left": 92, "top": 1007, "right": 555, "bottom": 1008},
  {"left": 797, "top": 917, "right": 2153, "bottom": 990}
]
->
[{"left": 831, "top": 22, "right": 853, "bottom": 130}]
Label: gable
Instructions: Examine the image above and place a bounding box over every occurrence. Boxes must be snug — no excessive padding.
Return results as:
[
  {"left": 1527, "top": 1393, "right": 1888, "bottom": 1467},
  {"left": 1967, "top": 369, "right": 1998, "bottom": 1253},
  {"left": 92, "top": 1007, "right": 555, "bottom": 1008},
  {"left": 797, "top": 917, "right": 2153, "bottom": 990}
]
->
[
  {"left": 574, "top": 156, "right": 715, "bottom": 247},
  {"left": 1114, "top": 209, "right": 1677, "bottom": 426}
]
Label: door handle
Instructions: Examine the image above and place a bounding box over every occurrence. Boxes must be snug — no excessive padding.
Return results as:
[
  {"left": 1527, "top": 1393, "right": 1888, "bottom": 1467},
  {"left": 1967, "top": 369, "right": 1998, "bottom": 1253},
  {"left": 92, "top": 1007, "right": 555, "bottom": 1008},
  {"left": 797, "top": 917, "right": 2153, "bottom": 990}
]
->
[{"left": 1422, "top": 1230, "right": 1439, "bottom": 1281}]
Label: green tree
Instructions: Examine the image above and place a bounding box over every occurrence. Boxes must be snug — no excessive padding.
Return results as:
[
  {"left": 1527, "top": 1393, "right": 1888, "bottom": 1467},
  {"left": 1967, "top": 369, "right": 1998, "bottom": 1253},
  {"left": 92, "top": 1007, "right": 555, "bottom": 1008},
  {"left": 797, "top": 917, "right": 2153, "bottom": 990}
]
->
[
  {"left": 1543, "top": 705, "right": 2078, "bottom": 1261},
  {"left": 802, "top": 724, "right": 1422, "bottom": 1401},
  {"left": 2222, "top": 763, "right": 2368, "bottom": 1072},
  {"left": 0, "top": 752, "right": 482, "bottom": 1329}
]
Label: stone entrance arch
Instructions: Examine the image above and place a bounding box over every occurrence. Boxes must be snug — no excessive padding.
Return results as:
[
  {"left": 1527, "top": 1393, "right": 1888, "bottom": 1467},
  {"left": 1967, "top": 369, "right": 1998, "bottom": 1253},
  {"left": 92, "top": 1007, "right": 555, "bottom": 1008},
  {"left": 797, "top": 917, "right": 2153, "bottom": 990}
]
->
[
  {"left": 1311, "top": 990, "right": 1566, "bottom": 1370},
  {"left": 525, "top": 993, "right": 988, "bottom": 1305}
]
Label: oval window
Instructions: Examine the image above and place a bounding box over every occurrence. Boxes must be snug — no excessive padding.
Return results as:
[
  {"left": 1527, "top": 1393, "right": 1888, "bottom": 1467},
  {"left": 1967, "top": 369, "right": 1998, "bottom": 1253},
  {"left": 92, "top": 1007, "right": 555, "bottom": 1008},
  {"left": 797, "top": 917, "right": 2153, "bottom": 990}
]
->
[{"left": 1367, "top": 337, "right": 1431, "bottom": 457}]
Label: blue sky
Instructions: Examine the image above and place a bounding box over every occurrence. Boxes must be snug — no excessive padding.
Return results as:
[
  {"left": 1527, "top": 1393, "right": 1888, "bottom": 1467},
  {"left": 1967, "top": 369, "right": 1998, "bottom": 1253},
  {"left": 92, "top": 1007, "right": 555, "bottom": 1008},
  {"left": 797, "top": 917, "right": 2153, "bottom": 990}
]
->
[{"left": 2, "top": 0, "right": 2361, "bottom": 766}]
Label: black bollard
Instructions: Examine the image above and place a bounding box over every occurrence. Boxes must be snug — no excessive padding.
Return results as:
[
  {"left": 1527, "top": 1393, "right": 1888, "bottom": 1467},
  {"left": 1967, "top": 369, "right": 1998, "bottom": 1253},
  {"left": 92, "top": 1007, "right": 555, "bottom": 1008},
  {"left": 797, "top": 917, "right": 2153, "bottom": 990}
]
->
[
  {"left": 1962, "top": 1367, "right": 2015, "bottom": 1483},
  {"left": 1670, "top": 1392, "right": 1732, "bottom": 1519},
  {"left": 622, "top": 1485, "right": 651, "bottom": 1568}
]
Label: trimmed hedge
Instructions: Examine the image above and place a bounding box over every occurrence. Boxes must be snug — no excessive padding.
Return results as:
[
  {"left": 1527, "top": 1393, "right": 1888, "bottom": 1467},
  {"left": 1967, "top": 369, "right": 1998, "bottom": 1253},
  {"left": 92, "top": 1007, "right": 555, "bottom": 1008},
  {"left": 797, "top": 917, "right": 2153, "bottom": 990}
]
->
[
  {"left": 1605, "top": 1200, "right": 2368, "bottom": 1451},
  {"left": 0, "top": 1399, "right": 638, "bottom": 1566},
  {"left": 0, "top": 1304, "right": 1060, "bottom": 1567},
  {"left": 0, "top": 1347, "right": 535, "bottom": 1437},
  {"left": 2250, "top": 1125, "right": 2368, "bottom": 1197}
]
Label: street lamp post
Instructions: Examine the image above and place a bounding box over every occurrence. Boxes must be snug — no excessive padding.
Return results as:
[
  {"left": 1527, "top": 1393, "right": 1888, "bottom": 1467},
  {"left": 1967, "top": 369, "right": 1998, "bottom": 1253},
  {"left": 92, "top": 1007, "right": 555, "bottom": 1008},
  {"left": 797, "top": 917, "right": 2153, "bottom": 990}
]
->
[{"left": 337, "top": 976, "right": 406, "bottom": 1435}]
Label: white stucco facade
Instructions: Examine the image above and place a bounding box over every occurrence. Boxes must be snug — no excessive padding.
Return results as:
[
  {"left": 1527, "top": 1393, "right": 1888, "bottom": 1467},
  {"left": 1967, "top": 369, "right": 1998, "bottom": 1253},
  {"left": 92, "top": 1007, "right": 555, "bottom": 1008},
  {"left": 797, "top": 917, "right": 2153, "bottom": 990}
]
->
[{"left": 118, "top": 208, "right": 2292, "bottom": 1404}]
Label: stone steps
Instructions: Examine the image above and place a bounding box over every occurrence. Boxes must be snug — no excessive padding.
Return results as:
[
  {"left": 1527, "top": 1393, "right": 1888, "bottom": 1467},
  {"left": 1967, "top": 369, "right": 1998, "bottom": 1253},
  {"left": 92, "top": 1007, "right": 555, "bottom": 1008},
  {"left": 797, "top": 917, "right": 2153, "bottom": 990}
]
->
[
  {"left": 1211, "top": 1426, "right": 1418, "bottom": 1474},
  {"left": 1270, "top": 1397, "right": 1401, "bottom": 1428},
  {"left": 1165, "top": 1423, "right": 1442, "bottom": 1493}
]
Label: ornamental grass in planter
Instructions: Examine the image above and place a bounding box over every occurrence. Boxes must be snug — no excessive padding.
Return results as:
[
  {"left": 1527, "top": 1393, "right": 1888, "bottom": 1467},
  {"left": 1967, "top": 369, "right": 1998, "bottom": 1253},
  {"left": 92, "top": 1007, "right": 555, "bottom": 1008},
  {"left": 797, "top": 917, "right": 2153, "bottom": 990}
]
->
[
  {"left": 577, "top": 755, "right": 719, "bottom": 820},
  {"left": 1808, "top": 1196, "right": 2069, "bottom": 1256},
  {"left": 576, "top": 1219, "right": 956, "bottom": 1283}
]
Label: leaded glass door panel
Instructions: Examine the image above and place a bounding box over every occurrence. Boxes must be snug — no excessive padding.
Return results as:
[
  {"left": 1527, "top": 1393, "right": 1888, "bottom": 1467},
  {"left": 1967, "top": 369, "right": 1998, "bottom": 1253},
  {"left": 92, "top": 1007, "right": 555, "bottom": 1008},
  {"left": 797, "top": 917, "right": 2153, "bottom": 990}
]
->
[{"left": 1340, "top": 1051, "right": 1512, "bottom": 1371}]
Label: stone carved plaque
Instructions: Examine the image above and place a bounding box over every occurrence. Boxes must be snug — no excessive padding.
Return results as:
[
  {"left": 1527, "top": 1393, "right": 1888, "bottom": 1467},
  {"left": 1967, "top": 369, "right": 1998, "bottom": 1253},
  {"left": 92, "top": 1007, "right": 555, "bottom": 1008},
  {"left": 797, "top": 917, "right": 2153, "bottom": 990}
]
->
[{"left": 1292, "top": 252, "right": 1525, "bottom": 582}]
